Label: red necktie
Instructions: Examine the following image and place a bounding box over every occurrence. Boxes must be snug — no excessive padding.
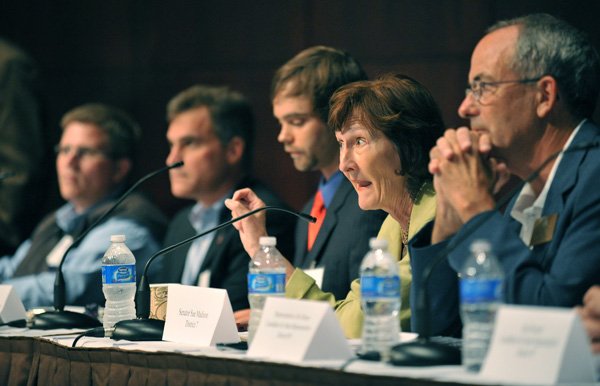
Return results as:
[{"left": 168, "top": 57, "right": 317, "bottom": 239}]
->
[{"left": 307, "top": 190, "right": 326, "bottom": 251}]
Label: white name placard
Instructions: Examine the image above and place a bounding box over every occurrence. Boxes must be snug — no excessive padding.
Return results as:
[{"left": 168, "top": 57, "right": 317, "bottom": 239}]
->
[
  {"left": 0, "top": 285, "right": 26, "bottom": 323},
  {"left": 247, "top": 297, "right": 353, "bottom": 362},
  {"left": 480, "top": 305, "right": 595, "bottom": 384},
  {"left": 162, "top": 284, "right": 239, "bottom": 346}
]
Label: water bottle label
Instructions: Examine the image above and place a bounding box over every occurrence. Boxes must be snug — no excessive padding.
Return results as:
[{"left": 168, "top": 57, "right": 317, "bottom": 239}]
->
[
  {"left": 460, "top": 278, "right": 502, "bottom": 303},
  {"left": 248, "top": 272, "right": 286, "bottom": 294},
  {"left": 102, "top": 264, "right": 136, "bottom": 284},
  {"left": 361, "top": 275, "right": 400, "bottom": 298}
]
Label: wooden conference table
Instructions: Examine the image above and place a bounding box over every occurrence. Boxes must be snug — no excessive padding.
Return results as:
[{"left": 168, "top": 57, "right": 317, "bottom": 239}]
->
[{"left": 0, "top": 333, "right": 485, "bottom": 386}]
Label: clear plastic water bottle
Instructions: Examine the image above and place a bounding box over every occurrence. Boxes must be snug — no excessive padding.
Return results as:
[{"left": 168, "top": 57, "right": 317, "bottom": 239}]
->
[
  {"left": 360, "top": 238, "right": 401, "bottom": 358},
  {"left": 460, "top": 239, "right": 504, "bottom": 372},
  {"left": 247, "top": 236, "right": 286, "bottom": 345},
  {"left": 102, "top": 234, "right": 136, "bottom": 329}
]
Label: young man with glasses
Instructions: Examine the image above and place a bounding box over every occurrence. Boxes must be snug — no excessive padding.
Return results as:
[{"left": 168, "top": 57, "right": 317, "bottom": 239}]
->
[
  {"left": 409, "top": 13, "right": 600, "bottom": 337},
  {"left": 0, "top": 103, "right": 167, "bottom": 309}
]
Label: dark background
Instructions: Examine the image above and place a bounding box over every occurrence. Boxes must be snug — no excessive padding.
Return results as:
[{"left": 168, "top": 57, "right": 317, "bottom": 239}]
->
[{"left": 2, "top": 0, "right": 599, "bottom": 220}]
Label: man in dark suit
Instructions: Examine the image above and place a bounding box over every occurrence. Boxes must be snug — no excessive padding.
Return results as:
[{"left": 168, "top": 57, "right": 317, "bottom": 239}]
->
[
  {"left": 410, "top": 14, "right": 600, "bottom": 337},
  {"left": 226, "top": 47, "right": 386, "bottom": 329},
  {"left": 152, "top": 85, "right": 294, "bottom": 312},
  {"left": 271, "top": 46, "right": 387, "bottom": 300}
]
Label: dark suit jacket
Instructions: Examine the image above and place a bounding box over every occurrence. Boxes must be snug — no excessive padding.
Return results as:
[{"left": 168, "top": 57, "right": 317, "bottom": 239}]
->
[
  {"left": 151, "top": 177, "right": 295, "bottom": 311},
  {"left": 410, "top": 120, "right": 600, "bottom": 337},
  {"left": 294, "top": 177, "right": 387, "bottom": 300}
]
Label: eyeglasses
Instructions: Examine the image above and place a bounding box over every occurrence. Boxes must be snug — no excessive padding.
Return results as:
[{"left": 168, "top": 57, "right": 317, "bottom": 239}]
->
[
  {"left": 465, "top": 76, "right": 543, "bottom": 104},
  {"left": 54, "top": 145, "right": 111, "bottom": 159}
]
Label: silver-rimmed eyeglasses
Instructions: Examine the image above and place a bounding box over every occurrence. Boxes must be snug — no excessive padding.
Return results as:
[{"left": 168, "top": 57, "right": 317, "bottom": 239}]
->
[{"left": 465, "top": 76, "right": 543, "bottom": 104}]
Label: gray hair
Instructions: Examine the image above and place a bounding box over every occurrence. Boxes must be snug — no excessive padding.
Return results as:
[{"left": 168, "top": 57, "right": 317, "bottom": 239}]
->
[{"left": 489, "top": 13, "right": 600, "bottom": 119}]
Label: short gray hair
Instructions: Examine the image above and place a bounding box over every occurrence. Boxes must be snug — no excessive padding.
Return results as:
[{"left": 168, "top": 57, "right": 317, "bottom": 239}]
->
[{"left": 489, "top": 13, "right": 600, "bottom": 119}]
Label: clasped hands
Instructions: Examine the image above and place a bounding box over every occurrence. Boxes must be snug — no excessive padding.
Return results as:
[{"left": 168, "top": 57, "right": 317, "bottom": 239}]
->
[{"left": 429, "top": 127, "right": 507, "bottom": 243}]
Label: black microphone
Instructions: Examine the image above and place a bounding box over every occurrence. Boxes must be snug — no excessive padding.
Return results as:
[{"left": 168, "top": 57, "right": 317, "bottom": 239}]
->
[
  {"left": 0, "top": 319, "right": 27, "bottom": 328},
  {"left": 389, "top": 140, "right": 600, "bottom": 366},
  {"left": 0, "top": 171, "right": 16, "bottom": 182},
  {"left": 30, "top": 161, "right": 183, "bottom": 330},
  {"left": 110, "top": 206, "right": 316, "bottom": 341}
]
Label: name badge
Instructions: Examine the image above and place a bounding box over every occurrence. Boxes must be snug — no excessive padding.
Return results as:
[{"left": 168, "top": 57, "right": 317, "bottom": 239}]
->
[
  {"left": 530, "top": 213, "right": 557, "bottom": 246},
  {"left": 46, "top": 235, "right": 74, "bottom": 267},
  {"left": 303, "top": 267, "right": 324, "bottom": 288}
]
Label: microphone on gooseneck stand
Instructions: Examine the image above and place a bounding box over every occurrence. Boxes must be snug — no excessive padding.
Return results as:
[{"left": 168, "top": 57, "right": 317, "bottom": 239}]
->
[
  {"left": 30, "top": 161, "right": 184, "bottom": 330},
  {"left": 389, "top": 140, "right": 600, "bottom": 366},
  {"left": 110, "top": 206, "right": 316, "bottom": 341}
]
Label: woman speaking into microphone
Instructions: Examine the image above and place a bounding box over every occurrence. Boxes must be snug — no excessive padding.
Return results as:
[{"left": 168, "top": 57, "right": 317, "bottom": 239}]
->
[{"left": 226, "top": 73, "right": 444, "bottom": 338}]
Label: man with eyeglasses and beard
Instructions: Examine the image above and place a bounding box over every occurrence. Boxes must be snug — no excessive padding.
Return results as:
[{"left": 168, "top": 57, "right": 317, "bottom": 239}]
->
[{"left": 409, "top": 14, "right": 600, "bottom": 337}]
